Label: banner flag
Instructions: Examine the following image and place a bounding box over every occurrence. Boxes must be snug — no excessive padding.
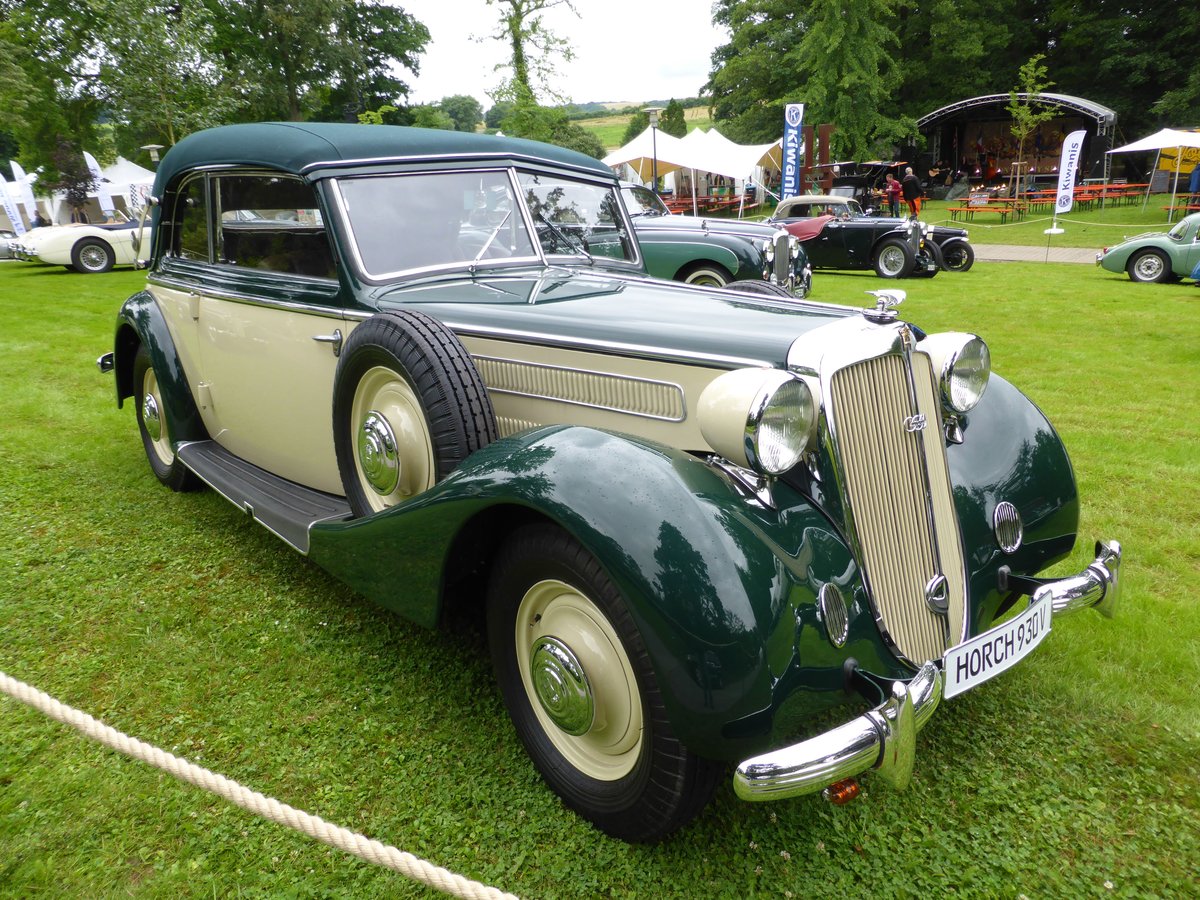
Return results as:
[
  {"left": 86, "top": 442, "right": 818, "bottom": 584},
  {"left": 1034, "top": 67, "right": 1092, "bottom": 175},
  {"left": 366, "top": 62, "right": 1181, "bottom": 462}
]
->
[
  {"left": 9, "top": 160, "right": 41, "bottom": 221},
  {"left": 0, "top": 172, "right": 26, "bottom": 236},
  {"left": 1054, "top": 130, "right": 1087, "bottom": 215},
  {"left": 781, "top": 103, "right": 805, "bottom": 200},
  {"left": 83, "top": 150, "right": 116, "bottom": 216}
]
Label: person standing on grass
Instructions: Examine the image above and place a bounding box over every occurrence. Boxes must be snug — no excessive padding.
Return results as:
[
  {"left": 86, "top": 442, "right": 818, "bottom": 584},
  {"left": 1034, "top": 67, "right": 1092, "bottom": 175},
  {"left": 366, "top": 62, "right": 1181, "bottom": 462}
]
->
[
  {"left": 901, "top": 166, "right": 922, "bottom": 217},
  {"left": 885, "top": 173, "right": 902, "bottom": 217}
]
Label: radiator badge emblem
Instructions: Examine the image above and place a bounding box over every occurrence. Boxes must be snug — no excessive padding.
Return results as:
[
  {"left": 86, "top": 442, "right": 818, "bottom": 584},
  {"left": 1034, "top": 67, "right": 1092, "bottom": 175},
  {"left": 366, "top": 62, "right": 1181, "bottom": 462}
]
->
[
  {"left": 904, "top": 414, "right": 927, "bottom": 432},
  {"left": 925, "top": 574, "right": 950, "bottom": 615}
]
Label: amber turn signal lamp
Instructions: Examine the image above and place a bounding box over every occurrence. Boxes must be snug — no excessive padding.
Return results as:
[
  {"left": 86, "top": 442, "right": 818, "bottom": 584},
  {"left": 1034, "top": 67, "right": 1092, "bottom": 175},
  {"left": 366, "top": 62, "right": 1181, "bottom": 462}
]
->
[{"left": 821, "top": 778, "right": 861, "bottom": 805}]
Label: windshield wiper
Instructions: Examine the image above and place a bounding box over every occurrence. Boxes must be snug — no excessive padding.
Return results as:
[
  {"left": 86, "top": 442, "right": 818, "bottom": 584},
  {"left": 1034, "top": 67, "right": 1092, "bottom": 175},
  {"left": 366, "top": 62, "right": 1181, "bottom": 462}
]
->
[
  {"left": 470, "top": 211, "right": 511, "bottom": 273},
  {"left": 535, "top": 212, "right": 593, "bottom": 263}
]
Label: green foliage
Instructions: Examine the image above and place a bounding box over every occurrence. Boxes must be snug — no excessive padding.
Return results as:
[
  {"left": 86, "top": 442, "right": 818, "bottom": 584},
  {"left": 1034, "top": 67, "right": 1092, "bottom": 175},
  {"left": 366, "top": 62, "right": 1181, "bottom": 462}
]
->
[
  {"left": 621, "top": 110, "right": 649, "bottom": 146},
  {"left": 485, "top": 101, "right": 514, "bottom": 130},
  {"left": 484, "top": 0, "right": 578, "bottom": 104},
  {"left": 356, "top": 105, "right": 397, "bottom": 125},
  {"left": 660, "top": 100, "right": 687, "bottom": 139},
  {"left": 408, "top": 105, "right": 456, "bottom": 131},
  {"left": 1006, "top": 55, "right": 1057, "bottom": 193},
  {"left": 499, "top": 100, "right": 605, "bottom": 158},
  {"left": 440, "top": 95, "right": 484, "bottom": 132}
]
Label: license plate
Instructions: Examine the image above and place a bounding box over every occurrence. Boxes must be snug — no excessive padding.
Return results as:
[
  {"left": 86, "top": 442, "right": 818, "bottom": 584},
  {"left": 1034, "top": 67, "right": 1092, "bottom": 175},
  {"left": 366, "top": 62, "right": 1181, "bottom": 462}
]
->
[{"left": 943, "top": 592, "right": 1052, "bottom": 699}]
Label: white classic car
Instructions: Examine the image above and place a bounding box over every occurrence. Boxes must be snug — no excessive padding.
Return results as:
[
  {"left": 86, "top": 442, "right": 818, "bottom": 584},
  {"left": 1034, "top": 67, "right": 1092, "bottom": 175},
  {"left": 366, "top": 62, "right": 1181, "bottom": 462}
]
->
[{"left": 12, "top": 213, "right": 148, "bottom": 273}]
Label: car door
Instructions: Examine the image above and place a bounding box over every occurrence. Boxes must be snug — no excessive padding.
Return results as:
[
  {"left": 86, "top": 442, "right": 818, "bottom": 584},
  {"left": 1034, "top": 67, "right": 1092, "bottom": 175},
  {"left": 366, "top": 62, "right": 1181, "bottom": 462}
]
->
[{"left": 154, "top": 172, "right": 348, "bottom": 495}]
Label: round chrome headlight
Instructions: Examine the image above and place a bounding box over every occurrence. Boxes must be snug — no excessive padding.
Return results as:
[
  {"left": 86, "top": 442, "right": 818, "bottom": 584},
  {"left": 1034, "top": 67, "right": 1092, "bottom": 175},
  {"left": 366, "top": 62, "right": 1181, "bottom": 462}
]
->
[
  {"left": 920, "top": 333, "right": 991, "bottom": 413},
  {"left": 762, "top": 237, "right": 775, "bottom": 262},
  {"left": 698, "top": 369, "right": 816, "bottom": 476}
]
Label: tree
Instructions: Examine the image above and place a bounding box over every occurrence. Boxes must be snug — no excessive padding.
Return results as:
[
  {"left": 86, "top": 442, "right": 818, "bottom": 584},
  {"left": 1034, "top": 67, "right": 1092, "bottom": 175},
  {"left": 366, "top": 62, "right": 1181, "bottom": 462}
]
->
[
  {"left": 660, "top": 100, "right": 687, "bottom": 139},
  {"left": 409, "top": 104, "right": 456, "bottom": 130},
  {"left": 621, "top": 110, "right": 648, "bottom": 146},
  {"left": 483, "top": 0, "right": 577, "bottom": 104},
  {"left": 1006, "top": 55, "right": 1056, "bottom": 197},
  {"left": 440, "top": 95, "right": 484, "bottom": 132},
  {"left": 47, "top": 140, "right": 95, "bottom": 220}
]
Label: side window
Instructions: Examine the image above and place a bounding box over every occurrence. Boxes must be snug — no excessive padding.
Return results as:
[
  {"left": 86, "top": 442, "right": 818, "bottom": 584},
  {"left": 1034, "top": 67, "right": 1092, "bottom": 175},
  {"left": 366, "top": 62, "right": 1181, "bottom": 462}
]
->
[
  {"left": 216, "top": 175, "right": 336, "bottom": 279},
  {"left": 175, "top": 178, "right": 210, "bottom": 261}
]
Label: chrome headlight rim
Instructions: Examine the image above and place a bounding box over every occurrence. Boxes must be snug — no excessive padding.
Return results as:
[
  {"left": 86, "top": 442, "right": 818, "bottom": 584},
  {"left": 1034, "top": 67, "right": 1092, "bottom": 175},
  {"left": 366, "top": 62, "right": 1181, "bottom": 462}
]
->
[
  {"left": 922, "top": 332, "right": 991, "bottom": 414},
  {"left": 698, "top": 368, "right": 817, "bottom": 478}
]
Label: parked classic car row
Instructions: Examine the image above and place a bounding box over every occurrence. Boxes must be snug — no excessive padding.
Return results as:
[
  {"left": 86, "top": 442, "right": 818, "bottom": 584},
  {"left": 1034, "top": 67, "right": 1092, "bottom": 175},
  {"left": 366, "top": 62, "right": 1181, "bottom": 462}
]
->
[{"left": 98, "top": 123, "right": 1120, "bottom": 842}]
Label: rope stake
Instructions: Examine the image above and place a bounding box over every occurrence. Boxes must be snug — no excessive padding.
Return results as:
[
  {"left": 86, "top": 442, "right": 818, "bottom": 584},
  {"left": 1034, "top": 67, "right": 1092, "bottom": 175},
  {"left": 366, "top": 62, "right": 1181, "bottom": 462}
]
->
[{"left": 1, "top": 670, "right": 518, "bottom": 900}]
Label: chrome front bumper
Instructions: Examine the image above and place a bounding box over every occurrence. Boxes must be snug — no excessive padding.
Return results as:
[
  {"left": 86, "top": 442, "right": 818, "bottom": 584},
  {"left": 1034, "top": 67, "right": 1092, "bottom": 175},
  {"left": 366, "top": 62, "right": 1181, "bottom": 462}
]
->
[{"left": 733, "top": 540, "right": 1122, "bottom": 802}]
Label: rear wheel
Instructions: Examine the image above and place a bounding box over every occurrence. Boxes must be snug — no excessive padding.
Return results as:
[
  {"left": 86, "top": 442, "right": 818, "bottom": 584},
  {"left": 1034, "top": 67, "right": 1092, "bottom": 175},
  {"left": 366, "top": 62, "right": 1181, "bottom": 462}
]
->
[
  {"left": 487, "top": 523, "right": 721, "bottom": 842},
  {"left": 873, "top": 238, "right": 915, "bottom": 278},
  {"left": 680, "top": 263, "right": 732, "bottom": 287},
  {"left": 1127, "top": 249, "right": 1171, "bottom": 283},
  {"left": 72, "top": 237, "right": 115, "bottom": 274},
  {"left": 133, "top": 344, "right": 200, "bottom": 491}
]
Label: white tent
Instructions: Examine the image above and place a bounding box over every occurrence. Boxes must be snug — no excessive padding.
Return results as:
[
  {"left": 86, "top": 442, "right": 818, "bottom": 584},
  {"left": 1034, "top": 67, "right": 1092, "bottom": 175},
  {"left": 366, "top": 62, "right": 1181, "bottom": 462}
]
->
[
  {"left": 1108, "top": 128, "right": 1200, "bottom": 213},
  {"left": 603, "top": 127, "right": 686, "bottom": 182}
]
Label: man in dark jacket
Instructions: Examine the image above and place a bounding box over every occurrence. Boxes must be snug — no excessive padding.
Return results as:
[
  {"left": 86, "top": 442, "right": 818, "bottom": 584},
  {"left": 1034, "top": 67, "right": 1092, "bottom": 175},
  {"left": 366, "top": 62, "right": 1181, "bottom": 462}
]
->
[{"left": 901, "top": 167, "right": 923, "bottom": 217}]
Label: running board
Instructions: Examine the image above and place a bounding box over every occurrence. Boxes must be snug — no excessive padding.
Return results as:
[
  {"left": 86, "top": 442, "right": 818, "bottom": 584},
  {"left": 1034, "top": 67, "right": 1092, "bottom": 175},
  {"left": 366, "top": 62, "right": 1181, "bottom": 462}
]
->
[{"left": 177, "top": 441, "right": 352, "bottom": 554}]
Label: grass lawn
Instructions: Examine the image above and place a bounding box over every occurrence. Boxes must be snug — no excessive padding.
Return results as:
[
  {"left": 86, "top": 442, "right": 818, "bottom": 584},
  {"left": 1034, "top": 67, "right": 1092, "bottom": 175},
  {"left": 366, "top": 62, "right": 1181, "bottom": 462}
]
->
[{"left": 1, "top": 254, "right": 1197, "bottom": 898}]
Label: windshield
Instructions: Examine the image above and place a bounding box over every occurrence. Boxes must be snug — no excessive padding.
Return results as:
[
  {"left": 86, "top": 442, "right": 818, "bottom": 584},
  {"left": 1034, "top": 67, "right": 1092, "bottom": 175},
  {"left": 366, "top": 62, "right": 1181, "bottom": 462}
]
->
[
  {"left": 621, "top": 184, "right": 669, "bottom": 218},
  {"left": 1168, "top": 219, "right": 1190, "bottom": 241},
  {"left": 519, "top": 172, "right": 636, "bottom": 262},
  {"left": 335, "top": 170, "right": 538, "bottom": 279}
]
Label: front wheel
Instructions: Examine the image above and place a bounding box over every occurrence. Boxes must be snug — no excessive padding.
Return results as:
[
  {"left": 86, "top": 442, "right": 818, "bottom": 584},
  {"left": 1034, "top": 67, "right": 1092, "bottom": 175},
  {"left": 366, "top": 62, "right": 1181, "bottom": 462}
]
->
[
  {"left": 1127, "top": 249, "right": 1171, "bottom": 283},
  {"left": 873, "top": 238, "right": 915, "bottom": 278},
  {"left": 940, "top": 240, "right": 975, "bottom": 272},
  {"left": 487, "top": 524, "right": 721, "bottom": 842}
]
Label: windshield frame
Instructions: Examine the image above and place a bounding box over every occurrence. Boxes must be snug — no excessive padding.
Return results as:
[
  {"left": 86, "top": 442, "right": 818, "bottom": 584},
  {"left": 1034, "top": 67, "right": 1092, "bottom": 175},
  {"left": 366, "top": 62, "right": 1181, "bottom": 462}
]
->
[{"left": 331, "top": 165, "right": 642, "bottom": 284}]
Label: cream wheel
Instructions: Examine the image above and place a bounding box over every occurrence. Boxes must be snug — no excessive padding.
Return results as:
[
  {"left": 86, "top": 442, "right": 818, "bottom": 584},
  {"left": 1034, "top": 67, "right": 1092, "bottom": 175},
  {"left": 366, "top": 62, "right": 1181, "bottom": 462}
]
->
[{"left": 349, "top": 365, "right": 436, "bottom": 513}]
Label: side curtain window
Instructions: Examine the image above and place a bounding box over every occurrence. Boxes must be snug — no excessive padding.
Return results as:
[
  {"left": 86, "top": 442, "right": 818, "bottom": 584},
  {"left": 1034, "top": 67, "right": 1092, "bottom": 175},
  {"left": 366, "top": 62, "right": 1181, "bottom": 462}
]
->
[
  {"left": 216, "top": 175, "right": 336, "bottom": 279},
  {"left": 174, "top": 178, "right": 210, "bottom": 261}
]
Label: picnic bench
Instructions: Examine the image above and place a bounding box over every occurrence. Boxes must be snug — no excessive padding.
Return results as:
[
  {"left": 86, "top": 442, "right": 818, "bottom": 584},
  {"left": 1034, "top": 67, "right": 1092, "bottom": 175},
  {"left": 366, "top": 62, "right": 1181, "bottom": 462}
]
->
[{"left": 948, "top": 203, "right": 1023, "bottom": 224}]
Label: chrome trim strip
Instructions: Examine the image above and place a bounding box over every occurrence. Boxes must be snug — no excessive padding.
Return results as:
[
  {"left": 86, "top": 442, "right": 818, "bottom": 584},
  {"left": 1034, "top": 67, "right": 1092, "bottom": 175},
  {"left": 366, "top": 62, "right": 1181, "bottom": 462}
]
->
[
  {"left": 299, "top": 150, "right": 616, "bottom": 180},
  {"left": 473, "top": 355, "right": 686, "bottom": 422},
  {"left": 147, "top": 274, "right": 342, "bottom": 319}
]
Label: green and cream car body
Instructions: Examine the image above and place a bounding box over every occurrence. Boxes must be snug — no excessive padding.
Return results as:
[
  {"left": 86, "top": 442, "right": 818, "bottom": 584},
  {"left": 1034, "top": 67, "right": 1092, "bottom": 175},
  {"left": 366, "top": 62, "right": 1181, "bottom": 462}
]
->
[{"left": 100, "top": 123, "right": 1121, "bottom": 842}]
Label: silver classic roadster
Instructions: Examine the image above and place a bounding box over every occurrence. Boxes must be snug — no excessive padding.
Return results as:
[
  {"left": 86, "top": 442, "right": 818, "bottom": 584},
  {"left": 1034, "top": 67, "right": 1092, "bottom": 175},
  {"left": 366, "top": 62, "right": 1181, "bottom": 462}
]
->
[{"left": 99, "top": 123, "right": 1120, "bottom": 842}]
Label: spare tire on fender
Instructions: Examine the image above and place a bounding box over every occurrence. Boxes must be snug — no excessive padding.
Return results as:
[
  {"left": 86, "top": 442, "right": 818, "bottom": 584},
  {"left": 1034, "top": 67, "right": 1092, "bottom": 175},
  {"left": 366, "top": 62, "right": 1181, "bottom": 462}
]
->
[{"left": 333, "top": 310, "right": 498, "bottom": 517}]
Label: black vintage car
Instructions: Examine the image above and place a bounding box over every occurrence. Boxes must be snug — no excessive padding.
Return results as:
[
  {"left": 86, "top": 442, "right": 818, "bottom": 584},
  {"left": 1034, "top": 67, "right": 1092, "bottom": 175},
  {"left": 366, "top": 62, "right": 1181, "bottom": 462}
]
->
[{"left": 769, "top": 195, "right": 975, "bottom": 277}]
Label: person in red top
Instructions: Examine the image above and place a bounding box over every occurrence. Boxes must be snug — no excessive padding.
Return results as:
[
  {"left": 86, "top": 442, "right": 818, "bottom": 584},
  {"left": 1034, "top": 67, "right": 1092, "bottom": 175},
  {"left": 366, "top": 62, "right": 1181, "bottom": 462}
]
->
[{"left": 884, "top": 173, "right": 902, "bottom": 217}]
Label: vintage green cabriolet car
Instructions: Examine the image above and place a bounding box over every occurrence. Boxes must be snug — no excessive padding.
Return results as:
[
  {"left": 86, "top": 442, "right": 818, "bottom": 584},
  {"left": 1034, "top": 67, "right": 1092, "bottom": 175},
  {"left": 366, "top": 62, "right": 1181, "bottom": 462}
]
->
[
  {"left": 99, "top": 123, "right": 1121, "bottom": 843},
  {"left": 620, "top": 183, "right": 812, "bottom": 295},
  {"left": 1096, "top": 212, "right": 1200, "bottom": 283}
]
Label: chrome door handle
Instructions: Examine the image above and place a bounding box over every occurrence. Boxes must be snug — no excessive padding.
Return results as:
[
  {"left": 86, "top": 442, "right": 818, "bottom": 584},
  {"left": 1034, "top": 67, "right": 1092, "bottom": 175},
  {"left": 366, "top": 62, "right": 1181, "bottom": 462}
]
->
[{"left": 312, "top": 329, "right": 343, "bottom": 357}]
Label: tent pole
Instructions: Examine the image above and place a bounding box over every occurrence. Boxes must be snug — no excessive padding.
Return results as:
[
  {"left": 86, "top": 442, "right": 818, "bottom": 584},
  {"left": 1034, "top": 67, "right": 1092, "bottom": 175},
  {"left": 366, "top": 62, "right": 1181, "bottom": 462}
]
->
[
  {"left": 1169, "top": 146, "right": 1182, "bottom": 219},
  {"left": 691, "top": 169, "right": 697, "bottom": 216},
  {"left": 1142, "top": 150, "right": 1159, "bottom": 211}
]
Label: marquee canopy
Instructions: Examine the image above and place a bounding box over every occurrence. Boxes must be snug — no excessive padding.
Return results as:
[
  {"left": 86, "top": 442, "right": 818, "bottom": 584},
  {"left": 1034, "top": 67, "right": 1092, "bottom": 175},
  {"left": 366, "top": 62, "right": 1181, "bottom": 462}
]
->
[{"left": 604, "top": 127, "right": 782, "bottom": 185}]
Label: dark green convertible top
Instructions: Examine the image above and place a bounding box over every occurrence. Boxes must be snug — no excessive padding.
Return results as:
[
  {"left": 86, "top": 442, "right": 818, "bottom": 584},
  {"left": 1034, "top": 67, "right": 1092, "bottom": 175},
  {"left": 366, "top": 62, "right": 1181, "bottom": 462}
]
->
[{"left": 153, "top": 122, "right": 613, "bottom": 194}]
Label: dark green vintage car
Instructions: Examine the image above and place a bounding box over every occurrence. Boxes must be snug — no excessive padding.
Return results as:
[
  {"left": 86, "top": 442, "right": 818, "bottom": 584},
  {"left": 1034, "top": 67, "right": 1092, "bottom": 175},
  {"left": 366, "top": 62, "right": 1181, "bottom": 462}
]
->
[
  {"left": 620, "top": 183, "right": 813, "bottom": 296},
  {"left": 99, "top": 123, "right": 1120, "bottom": 843}
]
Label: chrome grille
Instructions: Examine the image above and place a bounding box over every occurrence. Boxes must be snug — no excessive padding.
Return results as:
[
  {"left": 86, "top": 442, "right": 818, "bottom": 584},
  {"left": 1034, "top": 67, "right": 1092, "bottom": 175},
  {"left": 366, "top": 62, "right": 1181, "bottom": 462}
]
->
[
  {"left": 828, "top": 351, "right": 967, "bottom": 664},
  {"left": 770, "top": 231, "right": 793, "bottom": 291}
]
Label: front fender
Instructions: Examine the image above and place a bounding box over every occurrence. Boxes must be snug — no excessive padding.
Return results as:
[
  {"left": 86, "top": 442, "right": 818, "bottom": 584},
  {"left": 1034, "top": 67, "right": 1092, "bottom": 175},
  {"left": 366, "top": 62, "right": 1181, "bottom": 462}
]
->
[
  {"left": 112, "top": 290, "right": 207, "bottom": 448},
  {"left": 308, "top": 425, "right": 883, "bottom": 760}
]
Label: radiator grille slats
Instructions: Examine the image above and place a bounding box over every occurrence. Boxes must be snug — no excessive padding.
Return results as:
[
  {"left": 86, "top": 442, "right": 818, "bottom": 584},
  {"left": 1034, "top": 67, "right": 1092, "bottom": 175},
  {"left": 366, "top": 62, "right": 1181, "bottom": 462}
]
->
[{"left": 829, "top": 352, "right": 965, "bottom": 664}]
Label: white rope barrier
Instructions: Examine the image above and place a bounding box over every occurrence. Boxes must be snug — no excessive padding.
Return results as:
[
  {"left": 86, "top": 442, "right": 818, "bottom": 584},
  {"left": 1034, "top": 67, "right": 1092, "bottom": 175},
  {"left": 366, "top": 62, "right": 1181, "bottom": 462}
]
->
[{"left": 0, "top": 670, "right": 519, "bottom": 900}]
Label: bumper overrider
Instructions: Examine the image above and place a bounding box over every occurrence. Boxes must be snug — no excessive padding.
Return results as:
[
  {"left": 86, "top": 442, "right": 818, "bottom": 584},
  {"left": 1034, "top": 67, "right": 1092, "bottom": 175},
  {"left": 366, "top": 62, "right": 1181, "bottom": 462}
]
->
[{"left": 733, "top": 540, "right": 1122, "bottom": 802}]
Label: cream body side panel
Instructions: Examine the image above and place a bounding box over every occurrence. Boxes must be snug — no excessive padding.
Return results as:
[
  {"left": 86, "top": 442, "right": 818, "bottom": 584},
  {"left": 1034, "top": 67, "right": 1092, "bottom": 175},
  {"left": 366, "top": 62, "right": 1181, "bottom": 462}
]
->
[
  {"left": 148, "top": 282, "right": 213, "bottom": 432},
  {"left": 198, "top": 298, "right": 347, "bottom": 494},
  {"left": 460, "top": 335, "right": 726, "bottom": 451}
]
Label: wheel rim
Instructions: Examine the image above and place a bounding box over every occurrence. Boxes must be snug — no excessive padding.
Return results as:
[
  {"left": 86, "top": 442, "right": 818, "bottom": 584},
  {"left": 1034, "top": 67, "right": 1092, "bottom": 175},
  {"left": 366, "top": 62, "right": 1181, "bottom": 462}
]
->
[
  {"left": 515, "top": 579, "right": 643, "bottom": 781},
  {"left": 944, "top": 248, "right": 965, "bottom": 269},
  {"left": 350, "top": 365, "right": 435, "bottom": 512},
  {"left": 685, "top": 269, "right": 727, "bottom": 287},
  {"left": 79, "top": 244, "right": 108, "bottom": 271},
  {"left": 878, "top": 245, "right": 906, "bottom": 276},
  {"left": 141, "top": 366, "right": 173, "bottom": 466},
  {"left": 1134, "top": 254, "right": 1164, "bottom": 280}
]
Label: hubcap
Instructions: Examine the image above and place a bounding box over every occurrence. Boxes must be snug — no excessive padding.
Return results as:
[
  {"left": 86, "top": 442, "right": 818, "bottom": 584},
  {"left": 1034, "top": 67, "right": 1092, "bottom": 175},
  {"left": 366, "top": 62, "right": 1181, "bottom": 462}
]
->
[
  {"left": 142, "top": 393, "right": 162, "bottom": 442},
  {"left": 1136, "top": 256, "right": 1162, "bottom": 279},
  {"left": 529, "top": 637, "right": 594, "bottom": 735},
  {"left": 515, "top": 579, "right": 642, "bottom": 780},
  {"left": 357, "top": 411, "right": 399, "bottom": 495},
  {"left": 880, "top": 247, "right": 905, "bottom": 275},
  {"left": 80, "top": 245, "right": 107, "bottom": 269}
]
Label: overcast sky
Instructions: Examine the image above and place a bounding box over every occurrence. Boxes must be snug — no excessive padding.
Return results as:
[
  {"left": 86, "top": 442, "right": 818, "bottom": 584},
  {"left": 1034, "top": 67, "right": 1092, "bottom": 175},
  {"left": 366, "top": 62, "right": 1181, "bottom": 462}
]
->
[{"left": 396, "top": 1, "right": 727, "bottom": 108}]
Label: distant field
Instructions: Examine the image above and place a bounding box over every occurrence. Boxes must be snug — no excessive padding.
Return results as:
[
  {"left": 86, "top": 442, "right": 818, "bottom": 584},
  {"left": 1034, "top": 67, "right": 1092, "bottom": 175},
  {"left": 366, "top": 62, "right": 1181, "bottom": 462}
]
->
[{"left": 582, "top": 105, "right": 712, "bottom": 150}]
